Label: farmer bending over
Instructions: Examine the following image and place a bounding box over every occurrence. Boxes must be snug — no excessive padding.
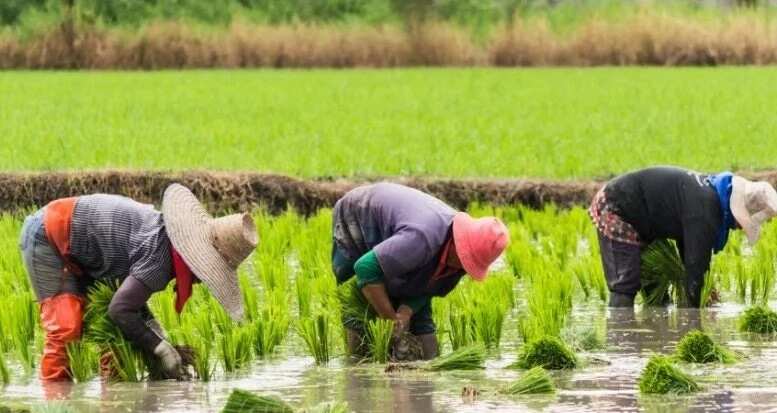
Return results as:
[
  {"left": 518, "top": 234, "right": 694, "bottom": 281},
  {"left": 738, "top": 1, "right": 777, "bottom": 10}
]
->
[
  {"left": 332, "top": 183, "right": 508, "bottom": 360},
  {"left": 589, "top": 166, "right": 777, "bottom": 308},
  {"left": 20, "top": 184, "right": 258, "bottom": 381}
]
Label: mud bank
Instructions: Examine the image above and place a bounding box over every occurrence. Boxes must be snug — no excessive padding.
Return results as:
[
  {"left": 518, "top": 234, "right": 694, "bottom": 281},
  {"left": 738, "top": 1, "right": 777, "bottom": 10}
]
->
[{"left": 1, "top": 170, "right": 775, "bottom": 214}]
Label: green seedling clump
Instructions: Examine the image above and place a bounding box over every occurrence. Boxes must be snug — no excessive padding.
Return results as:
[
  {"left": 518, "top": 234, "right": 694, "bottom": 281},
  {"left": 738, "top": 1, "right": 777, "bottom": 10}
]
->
[
  {"left": 514, "top": 336, "right": 577, "bottom": 370},
  {"left": 426, "top": 344, "right": 486, "bottom": 371},
  {"left": 366, "top": 318, "right": 394, "bottom": 364},
  {"left": 222, "top": 389, "right": 294, "bottom": 413},
  {"left": 297, "top": 314, "right": 332, "bottom": 365},
  {"left": 640, "top": 240, "right": 687, "bottom": 307},
  {"left": 675, "top": 330, "right": 738, "bottom": 364},
  {"left": 739, "top": 306, "right": 777, "bottom": 334},
  {"left": 499, "top": 366, "right": 555, "bottom": 395},
  {"left": 639, "top": 355, "right": 700, "bottom": 394}
]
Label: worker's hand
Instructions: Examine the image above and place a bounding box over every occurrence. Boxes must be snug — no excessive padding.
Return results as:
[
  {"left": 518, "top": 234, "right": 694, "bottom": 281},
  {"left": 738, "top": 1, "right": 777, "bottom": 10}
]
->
[
  {"left": 393, "top": 305, "right": 413, "bottom": 338},
  {"left": 153, "top": 340, "right": 189, "bottom": 380}
]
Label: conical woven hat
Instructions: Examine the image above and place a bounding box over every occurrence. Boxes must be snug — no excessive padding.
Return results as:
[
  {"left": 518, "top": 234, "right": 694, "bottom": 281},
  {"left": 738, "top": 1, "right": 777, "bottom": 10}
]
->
[{"left": 162, "top": 183, "right": 258, "bottom": 321}]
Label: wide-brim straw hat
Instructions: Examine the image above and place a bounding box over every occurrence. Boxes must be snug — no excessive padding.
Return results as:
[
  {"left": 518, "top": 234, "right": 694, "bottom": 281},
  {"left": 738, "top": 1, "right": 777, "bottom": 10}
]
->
[
  {"left": 452, "top": 212, "right": 509, "bottom": 281},
  {"left": 162, "top": 183, "right": 258, "bottom": 321},
  {"left": 731, "top": 176, "right": 777, "bottom": 245}
]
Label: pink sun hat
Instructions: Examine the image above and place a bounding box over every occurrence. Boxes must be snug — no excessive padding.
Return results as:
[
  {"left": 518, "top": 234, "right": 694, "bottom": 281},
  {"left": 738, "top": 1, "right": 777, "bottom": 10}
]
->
[{"left": 452, "top": 212, "right": 510, "bottom": 281}]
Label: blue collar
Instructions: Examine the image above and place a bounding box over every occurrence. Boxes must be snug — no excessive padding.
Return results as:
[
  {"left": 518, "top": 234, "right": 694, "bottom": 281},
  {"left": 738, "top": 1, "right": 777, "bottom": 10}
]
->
[{"left": 709, "top": 172, "right": 736, "bottom": 253}]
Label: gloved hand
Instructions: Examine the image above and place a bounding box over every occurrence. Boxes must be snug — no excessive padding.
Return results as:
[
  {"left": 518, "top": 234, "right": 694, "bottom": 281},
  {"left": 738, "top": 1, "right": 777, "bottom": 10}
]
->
[{"left": 153, "top": 340, "right": 189, "bottom": 380}]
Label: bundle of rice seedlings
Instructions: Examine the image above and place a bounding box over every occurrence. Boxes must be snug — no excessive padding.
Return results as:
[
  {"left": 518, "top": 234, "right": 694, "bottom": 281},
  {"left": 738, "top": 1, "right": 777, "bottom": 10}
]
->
[
  {"left": 639, "top": 355, "right": 700, "bottom": 394},
  {"left": 297, "top": 314, "right": 331, "bottom": 365},
  {"left": 337, "top": 278, "right": 375, "bottom": 329},
  {"left": 739, "top": 306, "right": 777, "bottom": 334},
  {"left": 65, "top": 341, "right": 98, "bottom": 383},
  {"left": 512, "top": 336, "right": 577, "bottom": 370},
  {"left": 221, "top": 389, "right": 294, "bottom": 413},
  {"left": 675, "top": 330, "right": 739, "bottom": 364},
  {"left": 426, "top": 344, "right": 486, "bottom": 371},
  {"left": 448, "top": 313, "right": 476, "bottom": 350},
  {"left": 498, "top": 366, "right": 556, "bottom": 395},
  {"left": 640, "top": 239, "right": 687, "bottom": 307},
  {"left": 366, "top": 318, "right": 393, "bottom": 364},
  {"left": 82, "top": 282, "right": 147, "bottom": 382}
]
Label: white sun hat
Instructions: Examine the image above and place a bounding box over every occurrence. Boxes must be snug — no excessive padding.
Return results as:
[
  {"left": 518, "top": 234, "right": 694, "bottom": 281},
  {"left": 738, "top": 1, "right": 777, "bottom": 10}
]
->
[
  {"left": 162, "top": 183, "right": 259, "bottom": 321},
  {"left": 731, "top": 176, "right": 777, "bottom": 245}
]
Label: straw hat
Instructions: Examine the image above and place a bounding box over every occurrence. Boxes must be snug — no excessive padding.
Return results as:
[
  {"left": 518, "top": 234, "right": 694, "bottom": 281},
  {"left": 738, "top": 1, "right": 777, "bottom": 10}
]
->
[
  {"left": 731, "top": 176, "right": 777, "bottom": 245},
  {"left": 452, "top": 212, "right": 509, "bottom": 281},
  {"left": 162, "top": 183, "right": 258, "bottom": 321}
]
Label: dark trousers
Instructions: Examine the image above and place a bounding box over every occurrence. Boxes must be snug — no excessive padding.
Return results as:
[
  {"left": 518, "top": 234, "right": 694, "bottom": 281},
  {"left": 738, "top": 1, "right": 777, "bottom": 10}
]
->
[{"left": 597, "top": 231, "right": 643, "bottom": 299}]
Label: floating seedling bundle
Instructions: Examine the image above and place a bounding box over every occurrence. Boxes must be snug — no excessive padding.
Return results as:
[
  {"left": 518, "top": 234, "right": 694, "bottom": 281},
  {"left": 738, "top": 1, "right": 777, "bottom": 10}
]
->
[
  {"left": 222, "top": 389, "right": 350, "bottom": 413},
  {"left": 499, "top": 367, "right": 556, "bottom": 395},
  {"left": 739, "top": 306, "right": 777, "bottom": 334},
  {"left": 640, "top": 239, "right": 687, "bottom": 307},
  {"left": 639, "top": 355, "right": 700, "bottom": 394},
  {"left": 675, "top": 330, "right": 739, "bottom": 364},
  {"left": 512, "top": 336, "right": 577, "bottom": 370},
  {"left": 385, "top": 344, "right": 487, "bottom": 372}
]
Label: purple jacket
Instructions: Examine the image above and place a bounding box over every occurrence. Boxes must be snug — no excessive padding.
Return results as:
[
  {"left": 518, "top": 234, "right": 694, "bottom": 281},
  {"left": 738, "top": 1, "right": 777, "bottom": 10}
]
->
[{"left": 333, "top": 183, "right": 465, "bottom": 299}]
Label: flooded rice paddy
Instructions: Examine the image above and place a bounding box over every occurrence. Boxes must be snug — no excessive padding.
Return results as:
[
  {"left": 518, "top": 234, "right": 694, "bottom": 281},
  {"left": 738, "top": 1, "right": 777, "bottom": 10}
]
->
[{"left": 2, "top": 297, "right": 777, "bottom": 412}]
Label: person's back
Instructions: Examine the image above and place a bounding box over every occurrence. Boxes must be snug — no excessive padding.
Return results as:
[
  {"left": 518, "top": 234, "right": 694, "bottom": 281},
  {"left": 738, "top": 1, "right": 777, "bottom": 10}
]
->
[
  {"left": 605, "top": 166, "right": 720, "bottom": 243},
  {"left": 70, "top": 194, "right": 172, "bottom": 292}
]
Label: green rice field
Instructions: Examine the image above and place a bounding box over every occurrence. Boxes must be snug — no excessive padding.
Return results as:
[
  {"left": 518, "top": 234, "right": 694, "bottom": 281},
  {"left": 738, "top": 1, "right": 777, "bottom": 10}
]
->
[
  {"left": 3, "top": 205, "right": 777, "bottom": 411},
  {"left": 1, "top": 68, "right": 776, "bottom": 178}
]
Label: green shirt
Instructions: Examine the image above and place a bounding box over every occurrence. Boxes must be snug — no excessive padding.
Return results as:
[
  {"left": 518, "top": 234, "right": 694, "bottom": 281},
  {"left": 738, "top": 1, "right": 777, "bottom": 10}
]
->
[{"left": 354, "top": 250, "right": 429, "bottom": 313}]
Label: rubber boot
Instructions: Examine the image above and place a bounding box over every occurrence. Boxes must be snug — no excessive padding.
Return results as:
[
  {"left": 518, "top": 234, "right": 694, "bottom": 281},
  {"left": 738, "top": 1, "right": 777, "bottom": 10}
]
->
[
  {"left": 416, "top": 333, "right": 439, "bottom": 361},
  {"left": 40, "top": 293, "right": 85, "bottom": 381},
  {"left": 608, "top": 292, "right": 635, "bottom": 308}
]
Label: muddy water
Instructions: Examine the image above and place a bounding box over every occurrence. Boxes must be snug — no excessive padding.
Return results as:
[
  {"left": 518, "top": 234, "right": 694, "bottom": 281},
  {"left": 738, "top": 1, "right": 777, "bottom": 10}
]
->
[{"left": 3, "top": 300, "right": 777, "bottom": 412}]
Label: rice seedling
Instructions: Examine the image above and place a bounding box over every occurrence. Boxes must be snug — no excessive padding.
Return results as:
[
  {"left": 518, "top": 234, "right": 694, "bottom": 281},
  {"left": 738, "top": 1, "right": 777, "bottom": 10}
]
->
[
  {"left": 573, "top": 327, "right": 605, "bottom": 352},
  {"left": 65, "top": 341, "right": 98, "bottom": 383},
  {"left": 337, "top": 278, "right": 375, "bottom": 329},
  {"left": 297, "top": 314, "right": 332, "bottom": 365},
  {"left": 366, "top": 318, "right": 393, "bottom": 364},
  {"left": 472, "top": 304, "right": 505, "bottom": 350},
  {"left": 640, "top": 240, "right": 687, "bottom": 307},
  {"left": 447, "top": 313, "right": 476, "bottom": 351},
  {"left": 512, "top": 336, "right": 577, "bottom": 370},
  {"left": 219, "top": 324, "right": 255, "bottom": 373},
  {"left": 82, "top": 282, "right": 147, "bottom": 382},
  {"left": 675, "top": 330, "right": 739, "bottom": 364},
  {"left": 739, "top": 306, "right": 777, "bottom": 334},
  {"left": 426, "top": 344, "right": 486, "bottom": 371},
  {"left": 0, "top": 350, "right": 9, "bottom": 385},
  {"left": 222, "top": 389, "right": 294, "bottom": 413},
  {"left": 498, "top": 367, "right": 556, "bottom": 395},
  {"left": 639, "top": 355, "right": 701, "bottom": 394}
]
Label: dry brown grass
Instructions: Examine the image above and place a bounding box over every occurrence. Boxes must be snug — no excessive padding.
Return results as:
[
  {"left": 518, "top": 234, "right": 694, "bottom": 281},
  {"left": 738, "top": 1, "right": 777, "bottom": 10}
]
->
[
  {"left": 490, "top": 14, "right": 777, "bottom": 66},
  {"left": 1, "top": 15, "right": 776, "bottom": 69}
]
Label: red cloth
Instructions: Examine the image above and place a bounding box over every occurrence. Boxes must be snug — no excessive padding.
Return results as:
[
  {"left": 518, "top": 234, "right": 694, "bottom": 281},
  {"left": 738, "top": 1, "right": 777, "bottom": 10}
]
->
[
  {"left": 43, "top": 197, "right": 83, "bottom": 276},
  {"left": 431, "top": 237, "right": 456, "bottom": 282},
  {"left": 172, "top": 248, "right": 195, "bottom": 313}
]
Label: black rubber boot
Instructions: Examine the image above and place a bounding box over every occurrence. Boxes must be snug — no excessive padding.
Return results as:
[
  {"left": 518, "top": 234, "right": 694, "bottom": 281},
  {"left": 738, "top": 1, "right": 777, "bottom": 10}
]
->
[{"left": 609, "top": 292, "right": 635, "bottom": 308}]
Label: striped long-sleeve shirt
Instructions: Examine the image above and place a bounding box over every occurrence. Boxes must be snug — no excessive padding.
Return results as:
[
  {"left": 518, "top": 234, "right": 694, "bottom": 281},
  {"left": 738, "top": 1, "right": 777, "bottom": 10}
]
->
[
  {"left": 70, "top": 195, "right": 174, "bottom": 352},
  {"left": 70, "top": 194, "right": 173, "bottom": 292}
]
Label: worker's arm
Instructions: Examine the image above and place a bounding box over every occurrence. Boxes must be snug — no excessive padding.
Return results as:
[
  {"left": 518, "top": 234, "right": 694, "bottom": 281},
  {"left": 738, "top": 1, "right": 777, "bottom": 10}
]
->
[
  {"left": 356, "top": 251, "right": 430, "bottom": 335},
  {"left": 681, "top": 220, "right": 716, "bottom": 308},
  {"left": 108, "top": 275, "right": 164, "bottom": 353},
  {"left": 109, "top": 276, "right": 188, "bottom": 379},
  {"left": 355, "top": 251, "right": 396, "bottom": 319}
]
